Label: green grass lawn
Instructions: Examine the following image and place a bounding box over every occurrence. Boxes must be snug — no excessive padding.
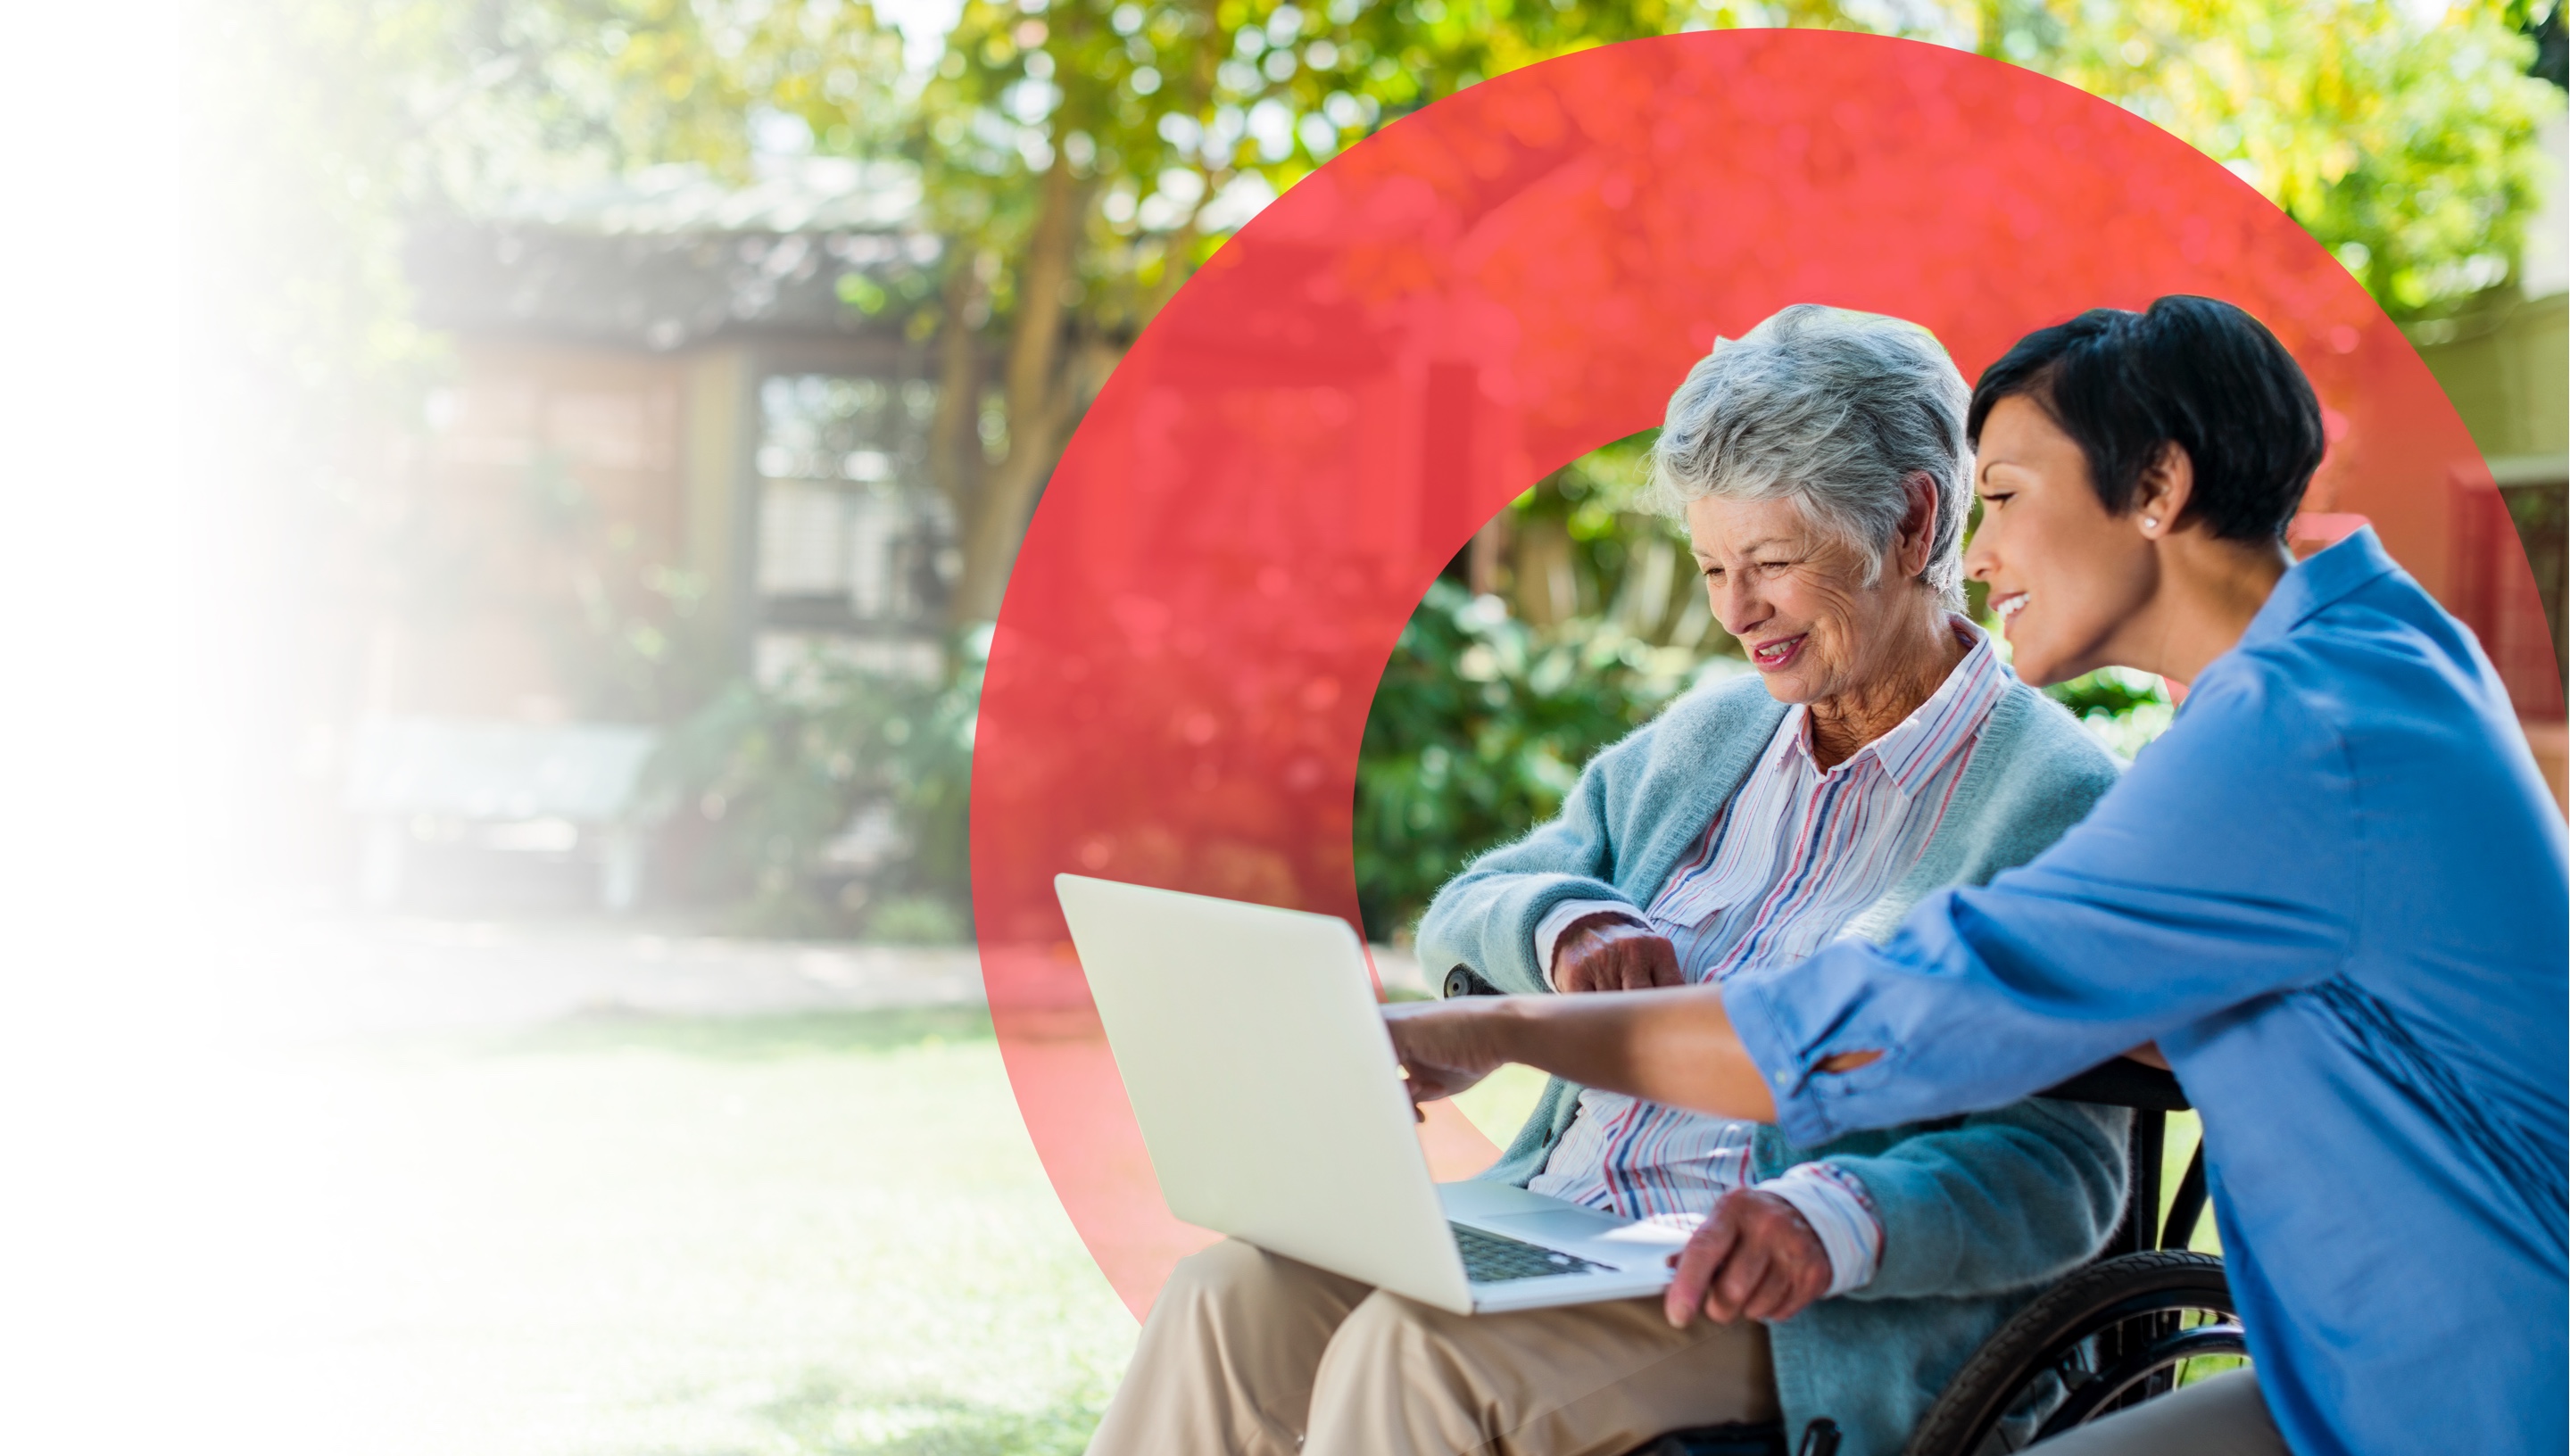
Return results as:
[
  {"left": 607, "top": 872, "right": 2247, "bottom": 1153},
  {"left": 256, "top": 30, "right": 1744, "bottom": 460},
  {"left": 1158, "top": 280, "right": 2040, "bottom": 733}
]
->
[
  {"left": 282, "top": 1010, "right": 2209, "bottom": 1456},
  {"left": 2160, "top": 1110, "right": 2221, "bottom": 1253},
  {"left": 294, "top": 1008, "right": 1135, "bottom": 1456},
  {"left": 1453, "top": 1060, "right": 1551, "bottom": 1150}
]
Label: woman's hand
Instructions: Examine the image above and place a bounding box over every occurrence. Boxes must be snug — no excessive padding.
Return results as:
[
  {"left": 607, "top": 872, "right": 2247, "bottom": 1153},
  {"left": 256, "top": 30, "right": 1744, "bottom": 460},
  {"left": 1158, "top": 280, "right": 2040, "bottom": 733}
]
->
[
  {"left": 1553, "top": 918, "right": 1684, "bottom": 993},
  {"left": 1383, "top": 981, "right": 1781, "bottom": 1124},
  {"left": 1381, "top": 998, "right": 1513, "bottom": 1109},
  {"left": 1664, "top": 1188, "right": 1833, "bottom": 1328}
]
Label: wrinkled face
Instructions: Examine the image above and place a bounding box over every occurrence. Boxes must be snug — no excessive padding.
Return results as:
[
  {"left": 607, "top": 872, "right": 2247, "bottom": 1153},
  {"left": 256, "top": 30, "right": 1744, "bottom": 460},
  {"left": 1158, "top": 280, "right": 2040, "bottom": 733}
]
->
[
  {"left": 1684, "top": 492, "right": 1917, "bottom": 707},
  {"left": 1963, "top": 395, "right": 2156, "bottom": 686}
]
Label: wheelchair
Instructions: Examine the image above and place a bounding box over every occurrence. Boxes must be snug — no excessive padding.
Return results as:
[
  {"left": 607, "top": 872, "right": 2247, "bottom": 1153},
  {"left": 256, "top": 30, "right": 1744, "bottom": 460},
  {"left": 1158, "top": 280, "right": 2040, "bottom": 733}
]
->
[{"left": 1437, "top": 967, "right": 2244, "bottom": 1456}]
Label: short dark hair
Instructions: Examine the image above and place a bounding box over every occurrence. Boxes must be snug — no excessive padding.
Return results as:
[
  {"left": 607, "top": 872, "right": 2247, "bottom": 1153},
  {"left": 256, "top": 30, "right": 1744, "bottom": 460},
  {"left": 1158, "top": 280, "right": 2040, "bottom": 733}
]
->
[{"left": 1965, "top": 296, "right": 2325, "bottom": 542}]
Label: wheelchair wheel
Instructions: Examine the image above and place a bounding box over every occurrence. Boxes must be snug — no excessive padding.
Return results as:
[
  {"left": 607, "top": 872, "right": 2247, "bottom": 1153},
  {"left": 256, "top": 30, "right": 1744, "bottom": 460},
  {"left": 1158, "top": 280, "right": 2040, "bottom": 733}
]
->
[{"left": 1903, "top": 1252, "right": 2246, "bottom": 1456}]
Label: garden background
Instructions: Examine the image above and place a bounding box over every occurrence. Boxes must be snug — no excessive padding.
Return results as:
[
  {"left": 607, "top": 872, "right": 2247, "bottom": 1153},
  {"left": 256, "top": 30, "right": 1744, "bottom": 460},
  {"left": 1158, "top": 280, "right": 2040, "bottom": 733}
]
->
[
  {"left": 22, "top": 3, "right": 2558, "bottom": 1453},
  {"left": 224, "top": 0, "right": 2566, "bottom": 944}
]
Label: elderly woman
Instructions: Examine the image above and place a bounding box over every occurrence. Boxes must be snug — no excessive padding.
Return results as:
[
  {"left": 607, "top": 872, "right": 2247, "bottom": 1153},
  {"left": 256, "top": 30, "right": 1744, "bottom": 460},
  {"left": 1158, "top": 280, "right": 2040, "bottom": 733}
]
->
[{"left": 1083, "top": 305, "right": 2126, "bottom": 1456}]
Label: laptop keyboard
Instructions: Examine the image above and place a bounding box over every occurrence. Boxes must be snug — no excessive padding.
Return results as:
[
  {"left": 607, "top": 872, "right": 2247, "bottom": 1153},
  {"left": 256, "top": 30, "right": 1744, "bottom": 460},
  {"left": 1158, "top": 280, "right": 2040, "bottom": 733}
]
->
[{"left": 1451, "top": 1221, "right": 1607, "bottom": 1283}]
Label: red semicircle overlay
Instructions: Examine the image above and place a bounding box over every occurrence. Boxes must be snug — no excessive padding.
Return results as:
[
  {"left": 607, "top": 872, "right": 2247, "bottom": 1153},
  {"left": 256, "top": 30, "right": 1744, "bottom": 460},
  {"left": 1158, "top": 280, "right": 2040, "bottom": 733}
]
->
[{"left": 968, "top": 29, "right": 2564, "bottom": 1318}]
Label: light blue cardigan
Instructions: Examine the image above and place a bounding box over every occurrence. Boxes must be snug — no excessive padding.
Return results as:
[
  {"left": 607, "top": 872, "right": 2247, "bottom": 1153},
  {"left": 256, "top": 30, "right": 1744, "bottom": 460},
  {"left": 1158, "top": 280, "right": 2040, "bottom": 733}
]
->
[{"left": 1416, "top": 672, "right": 2130, "bottom": 1456}]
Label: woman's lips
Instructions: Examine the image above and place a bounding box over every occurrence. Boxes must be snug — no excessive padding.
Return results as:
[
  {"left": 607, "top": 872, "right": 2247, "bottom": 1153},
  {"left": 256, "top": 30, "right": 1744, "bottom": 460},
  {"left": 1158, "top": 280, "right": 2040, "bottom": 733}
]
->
[{"left": 1751, "top": 633, "right": 1808, "bottom": 673}]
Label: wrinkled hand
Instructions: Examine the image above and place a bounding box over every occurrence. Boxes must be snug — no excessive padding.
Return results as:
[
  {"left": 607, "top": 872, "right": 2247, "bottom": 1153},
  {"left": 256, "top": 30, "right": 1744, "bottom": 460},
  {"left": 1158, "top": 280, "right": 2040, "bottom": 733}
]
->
[
  {"left": 1663, "top": 1188, "right": 1833, "bottom": 1328},
  {"left": 1381, "top": 998, "right": 1510, "bottom": 1113},
  {"left": 1552, "top": 918, "right": 1683, "bottom": 994}
]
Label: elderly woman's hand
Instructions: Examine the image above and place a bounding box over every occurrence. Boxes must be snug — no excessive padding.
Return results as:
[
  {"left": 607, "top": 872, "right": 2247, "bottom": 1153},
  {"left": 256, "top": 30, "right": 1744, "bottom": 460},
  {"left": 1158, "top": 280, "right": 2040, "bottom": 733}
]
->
[
  {"left": 1553, "top": 917, "right": 1685, "bottom": 993},
  {"left": 1664, "top": 1187, "right": 1833, "bottom": 1328}
]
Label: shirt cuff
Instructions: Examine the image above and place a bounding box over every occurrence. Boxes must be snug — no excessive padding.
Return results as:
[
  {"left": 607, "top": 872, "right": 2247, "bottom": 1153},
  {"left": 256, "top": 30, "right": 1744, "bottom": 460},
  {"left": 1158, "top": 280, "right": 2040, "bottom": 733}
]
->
[
  {"left": 1532, "top": 899, "right": 1647, "bottom": 989},
  {"left": 1720, "top": 972, "right": 1840, "bottom": 1146},
  {"left": 1756, "top": 1162, "right": 1884, "bottom": 1297}
]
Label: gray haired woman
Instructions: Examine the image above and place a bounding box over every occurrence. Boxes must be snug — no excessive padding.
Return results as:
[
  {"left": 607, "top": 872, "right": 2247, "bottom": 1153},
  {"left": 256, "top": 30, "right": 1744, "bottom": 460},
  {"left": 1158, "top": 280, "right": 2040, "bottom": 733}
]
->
[{"left": 1083, "top": 306, "right": 2128, "bottom": 1456}]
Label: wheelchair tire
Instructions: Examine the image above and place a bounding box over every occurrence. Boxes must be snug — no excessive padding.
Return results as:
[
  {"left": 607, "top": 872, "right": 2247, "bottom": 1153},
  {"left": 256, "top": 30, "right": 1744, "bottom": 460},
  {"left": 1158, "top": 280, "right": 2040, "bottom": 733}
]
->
[{"left": 1902, "top": 1251, "right": 2245, "bottom": 1456}]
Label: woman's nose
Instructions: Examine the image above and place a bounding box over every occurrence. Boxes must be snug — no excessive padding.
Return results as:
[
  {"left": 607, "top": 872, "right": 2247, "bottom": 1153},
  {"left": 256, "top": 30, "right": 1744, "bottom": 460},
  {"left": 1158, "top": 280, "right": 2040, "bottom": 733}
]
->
[
  {"left": 1711, "top": 578, "right": 1764, "bottom": 635},
  {"left": 1962, "top": 527, "right": 1995, "bottom": 581}
]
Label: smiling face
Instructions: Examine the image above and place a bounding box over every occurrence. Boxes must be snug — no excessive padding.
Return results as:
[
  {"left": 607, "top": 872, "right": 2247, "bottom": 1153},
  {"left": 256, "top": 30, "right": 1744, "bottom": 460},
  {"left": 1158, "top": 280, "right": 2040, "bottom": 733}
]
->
[
  {"left": 1963, "top": 395, "right": 2160, "bottom": 685},
  {"left": 1684, "top": 492, "right": 1924, "bottom": 707}
]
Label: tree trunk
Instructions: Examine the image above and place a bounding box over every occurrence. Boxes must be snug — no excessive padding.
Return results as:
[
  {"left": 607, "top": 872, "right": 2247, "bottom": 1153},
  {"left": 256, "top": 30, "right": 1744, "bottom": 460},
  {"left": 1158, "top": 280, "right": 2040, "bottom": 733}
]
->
[
  {"left": 949, "top": 146, "right": 1084, "bottom": 627},
  {"left": 929, "top": 257, "right": 986, "bottom": 635}
]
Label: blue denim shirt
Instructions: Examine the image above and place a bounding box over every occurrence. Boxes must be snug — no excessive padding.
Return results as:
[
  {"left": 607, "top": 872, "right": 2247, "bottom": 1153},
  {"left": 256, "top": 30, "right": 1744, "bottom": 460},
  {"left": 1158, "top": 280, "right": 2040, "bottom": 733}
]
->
[{"left": 1724, "top": 528, "right": 2568, "bottom": 1456}]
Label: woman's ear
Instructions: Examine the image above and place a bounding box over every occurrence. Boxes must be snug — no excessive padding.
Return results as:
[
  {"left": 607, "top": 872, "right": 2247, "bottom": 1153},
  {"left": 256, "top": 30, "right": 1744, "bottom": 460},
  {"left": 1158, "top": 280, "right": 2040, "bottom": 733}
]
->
[
  {"left": 2131, "top": 443, "right": 2196, "bottom": 539},
  {"left": 1897, "top": 471, "right": 1940, "bottom": 577}
]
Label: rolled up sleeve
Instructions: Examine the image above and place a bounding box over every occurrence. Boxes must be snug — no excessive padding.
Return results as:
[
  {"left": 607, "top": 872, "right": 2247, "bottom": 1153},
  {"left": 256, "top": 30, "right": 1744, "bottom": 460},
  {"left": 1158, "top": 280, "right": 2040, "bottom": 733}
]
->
[
  {"left": 1531, "top": 898, "right": 1650, "bottom": 988},
  {"left": 1724, "top": 666, "right": 2359, "bottom": 1143},
  {"left": 1757, "top": 1162, "right": 1884, "bottom": 1296},
  {"left": 1416, "top": 728, "right": 1654, "bottom": 997}
]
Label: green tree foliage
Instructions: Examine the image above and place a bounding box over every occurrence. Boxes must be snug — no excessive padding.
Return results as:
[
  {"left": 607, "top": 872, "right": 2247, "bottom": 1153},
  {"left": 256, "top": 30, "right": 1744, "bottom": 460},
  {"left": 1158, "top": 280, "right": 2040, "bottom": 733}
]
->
[
  {"left": 1355, "top": 580, "right": 1739, "bottom": 937},
  {"left": 2044, "top": 666, "right": 2178, "bottom": 761},
  {"left": 1993, "top": 0, "right": 2558, "bottom": 317},
  {"left": 907, "top": 0, "right": 1740, "bottom": 622},
  {"left": 1471, "top": 434, "right": 1712, "bottom": 634},
  {"left": 900, "top": 0, "right": 2559, "bottom": 629},
  {"left": 229, "top": 0, "right": 2560, "bottom": 611},
  {"left": 1348, "top": 429, "right": 1762, "bottom": 933},
  {"left": 1339, "top": 4, "right": 2561, "bottom": 931},
  {"left": 221, "top": 0, "right": 2562, "bottom": 930},
  {"left": 1745, "top": 4, "right": 2557, "bottom": 317},
  {"left": 216, "top": 0, "right": 916, "bottom": 374}
]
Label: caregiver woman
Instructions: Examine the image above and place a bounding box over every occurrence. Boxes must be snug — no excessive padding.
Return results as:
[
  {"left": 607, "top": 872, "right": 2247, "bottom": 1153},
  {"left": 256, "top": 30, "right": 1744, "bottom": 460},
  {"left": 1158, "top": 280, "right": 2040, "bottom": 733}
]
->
[{"left": 1384, "top": 295, "right": 2568, "bottom": 1456}]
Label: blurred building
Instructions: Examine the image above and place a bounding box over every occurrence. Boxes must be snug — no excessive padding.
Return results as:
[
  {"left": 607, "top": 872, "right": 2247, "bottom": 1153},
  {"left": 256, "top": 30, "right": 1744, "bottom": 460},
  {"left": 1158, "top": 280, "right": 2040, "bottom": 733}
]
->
[
  {"left": 2408, "top": 106, "right": 2570, "bottom": 801},
  {"left": 396, "top": 157, "right": 958, "bottom": 724},
  {"left": 391, "top": 150, "right": 2567, "bottom": 789}
]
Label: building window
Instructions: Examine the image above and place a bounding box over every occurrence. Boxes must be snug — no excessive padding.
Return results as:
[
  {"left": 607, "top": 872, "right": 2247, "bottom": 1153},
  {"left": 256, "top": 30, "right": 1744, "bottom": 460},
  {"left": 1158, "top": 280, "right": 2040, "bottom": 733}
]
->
[
  {"left": 752, "top": 374, "right": 957, "bottom": 682},
  {"left": 2452, "top": 469, "right": 2569, "bottom": 719},
  {"left": 2501, "top": 477, "right": 2568, "bottom": 689}
]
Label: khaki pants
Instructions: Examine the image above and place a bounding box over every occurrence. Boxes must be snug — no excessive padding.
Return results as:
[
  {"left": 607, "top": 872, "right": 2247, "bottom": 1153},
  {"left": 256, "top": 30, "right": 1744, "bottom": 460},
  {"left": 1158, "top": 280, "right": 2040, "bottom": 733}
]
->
[
  {"left": 1086, "top": 1238, "right": 1778, "bottom": 1456},
  {"left": 2026, "top": 1369, "right": 2284, "bottom": 1456}
]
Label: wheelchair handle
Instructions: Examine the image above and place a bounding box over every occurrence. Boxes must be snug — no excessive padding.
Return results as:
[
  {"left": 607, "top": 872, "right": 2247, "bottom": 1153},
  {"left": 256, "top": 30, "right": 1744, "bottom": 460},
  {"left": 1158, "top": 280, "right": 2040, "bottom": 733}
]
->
[
  {"left": 1441, "top": 964, "right": 1502, "bottom": 999},
  {"left": 2038, "top": 1059, "right": 2191, "bottom": 1112}
]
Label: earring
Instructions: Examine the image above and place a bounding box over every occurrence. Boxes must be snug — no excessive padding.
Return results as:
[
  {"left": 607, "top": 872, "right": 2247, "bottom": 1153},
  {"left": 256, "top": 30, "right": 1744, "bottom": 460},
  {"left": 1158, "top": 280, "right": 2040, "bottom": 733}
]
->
[{"left": 2143, "top": 516, "right": 2160, "bottom": 530}]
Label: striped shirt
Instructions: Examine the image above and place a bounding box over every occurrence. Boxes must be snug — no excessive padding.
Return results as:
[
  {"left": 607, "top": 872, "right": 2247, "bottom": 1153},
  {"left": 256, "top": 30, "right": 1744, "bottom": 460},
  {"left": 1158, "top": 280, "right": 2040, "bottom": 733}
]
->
[{"left": 1526, "top": 619, "right": 2008, "bottom": 1295}]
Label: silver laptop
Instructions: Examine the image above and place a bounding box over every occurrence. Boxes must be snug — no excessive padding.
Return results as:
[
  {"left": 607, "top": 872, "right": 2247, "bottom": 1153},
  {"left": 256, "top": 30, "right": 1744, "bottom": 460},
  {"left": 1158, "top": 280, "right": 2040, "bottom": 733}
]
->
[{"left": 1055, "top": 873, "right": 1686, "bottom": 1315}]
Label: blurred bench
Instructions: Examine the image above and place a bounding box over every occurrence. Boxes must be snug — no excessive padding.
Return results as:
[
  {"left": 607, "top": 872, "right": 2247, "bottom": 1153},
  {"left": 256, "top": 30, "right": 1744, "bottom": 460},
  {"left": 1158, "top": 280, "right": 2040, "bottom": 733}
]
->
[{"left": 343, "top": 717, "right": 662, "bottom": 912}]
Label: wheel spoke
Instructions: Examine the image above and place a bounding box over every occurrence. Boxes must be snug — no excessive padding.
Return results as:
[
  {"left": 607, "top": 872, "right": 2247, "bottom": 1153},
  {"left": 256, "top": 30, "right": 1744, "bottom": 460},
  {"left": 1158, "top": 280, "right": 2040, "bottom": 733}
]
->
[
  {"left": 1904, "top": 1253, "right": 2241, "bottom": 1456},
  {"left": 2035, "top": 1322, "right": 2250, "bottom": 1438}
]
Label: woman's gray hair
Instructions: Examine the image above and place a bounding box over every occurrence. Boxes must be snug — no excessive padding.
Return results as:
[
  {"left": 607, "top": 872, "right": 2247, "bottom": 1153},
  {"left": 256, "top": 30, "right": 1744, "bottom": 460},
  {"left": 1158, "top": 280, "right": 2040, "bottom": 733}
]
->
[{"left": 1646, "top": 304, "right": 1973, "bottom": 607}]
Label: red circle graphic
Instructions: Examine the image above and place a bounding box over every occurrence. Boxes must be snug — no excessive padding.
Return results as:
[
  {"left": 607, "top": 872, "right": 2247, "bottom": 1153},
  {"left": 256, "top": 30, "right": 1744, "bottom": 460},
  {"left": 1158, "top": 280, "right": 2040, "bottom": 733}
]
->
[{"left": 969, "top": 29, "right": 2558, "bottom": 1316}]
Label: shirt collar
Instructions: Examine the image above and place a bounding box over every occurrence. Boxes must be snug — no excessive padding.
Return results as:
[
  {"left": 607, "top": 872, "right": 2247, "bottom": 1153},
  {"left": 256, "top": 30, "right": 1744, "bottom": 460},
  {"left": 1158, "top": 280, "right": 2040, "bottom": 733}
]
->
[
  {"left": 1779, "top": 616, "right": 2008, "bottom": 797},
  {"left": 2242, "top": 525, "right": 2400, "bottom": 648}
]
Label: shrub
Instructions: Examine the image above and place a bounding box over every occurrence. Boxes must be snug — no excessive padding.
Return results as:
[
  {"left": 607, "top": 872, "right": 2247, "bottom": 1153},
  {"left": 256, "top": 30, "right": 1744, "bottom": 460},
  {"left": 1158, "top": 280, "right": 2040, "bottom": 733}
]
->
[
  {"left": 647, "top": 638, "right": 981, "bottom": 939},
  {"left": 1352, "top": 580, "right": 1745, "bottom": 941}
]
